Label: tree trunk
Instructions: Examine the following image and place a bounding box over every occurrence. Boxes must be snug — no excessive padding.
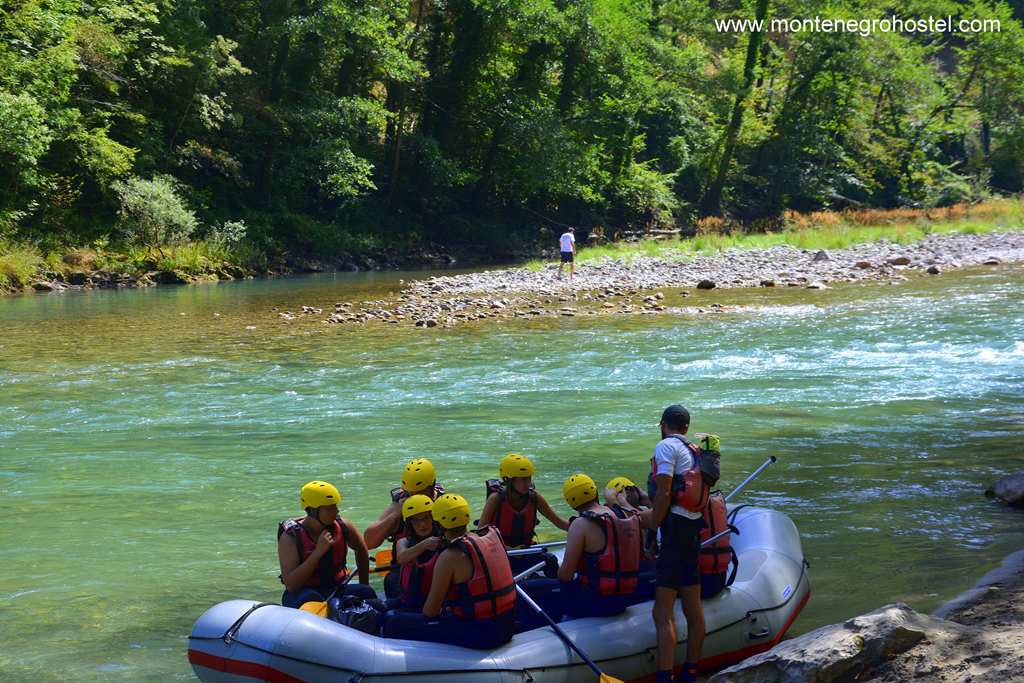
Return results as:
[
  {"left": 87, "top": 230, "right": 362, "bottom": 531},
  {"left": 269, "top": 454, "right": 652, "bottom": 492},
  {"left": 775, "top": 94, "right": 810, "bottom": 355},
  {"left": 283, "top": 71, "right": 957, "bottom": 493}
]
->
[{"left": 699, "top": 0, "right": 769, "bottom": 216}]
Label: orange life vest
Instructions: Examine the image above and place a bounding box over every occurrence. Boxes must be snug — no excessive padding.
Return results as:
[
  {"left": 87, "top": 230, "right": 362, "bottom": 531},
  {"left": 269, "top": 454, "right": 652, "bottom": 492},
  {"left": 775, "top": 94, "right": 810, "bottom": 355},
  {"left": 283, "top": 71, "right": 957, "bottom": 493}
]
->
[
  {"left": 576, "top": 510, "right": 641, "bottom": 596},
  {"left": 486, "top": 479, "right": 538, "bottom": 548},
  {"left": 278, "top": 517, "right": 348, "bottom": 589},
  {"left": 699, "top": 493, "right": 733, "bottom": 572},
  {"left": 446, "top": 526, "right": 516, "bottom": 620},
  {"left": 647, "top": 435, "right": 709, "bottom": 513}
]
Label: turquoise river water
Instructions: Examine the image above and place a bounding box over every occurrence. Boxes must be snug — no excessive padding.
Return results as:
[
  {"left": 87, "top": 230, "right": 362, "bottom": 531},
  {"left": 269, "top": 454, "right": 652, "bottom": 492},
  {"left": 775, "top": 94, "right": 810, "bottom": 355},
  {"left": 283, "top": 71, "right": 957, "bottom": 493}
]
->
[{"left": 1, "top": 265, "right": 1023, "bottom": 681}]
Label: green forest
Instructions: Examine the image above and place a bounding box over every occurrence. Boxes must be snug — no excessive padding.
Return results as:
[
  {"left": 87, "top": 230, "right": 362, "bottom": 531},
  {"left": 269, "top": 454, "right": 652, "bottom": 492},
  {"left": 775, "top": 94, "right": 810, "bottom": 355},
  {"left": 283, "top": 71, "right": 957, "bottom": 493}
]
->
[{"left": 2, "top": 0, "right": 1024, "bottom": 266}]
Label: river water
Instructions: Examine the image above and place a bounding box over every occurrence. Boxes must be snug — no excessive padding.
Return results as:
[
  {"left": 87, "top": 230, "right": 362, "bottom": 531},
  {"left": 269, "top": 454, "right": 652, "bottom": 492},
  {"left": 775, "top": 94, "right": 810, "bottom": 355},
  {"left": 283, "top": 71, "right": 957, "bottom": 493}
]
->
[{"left": 1, "top": 266, "right": 1023, "bottom": 681}]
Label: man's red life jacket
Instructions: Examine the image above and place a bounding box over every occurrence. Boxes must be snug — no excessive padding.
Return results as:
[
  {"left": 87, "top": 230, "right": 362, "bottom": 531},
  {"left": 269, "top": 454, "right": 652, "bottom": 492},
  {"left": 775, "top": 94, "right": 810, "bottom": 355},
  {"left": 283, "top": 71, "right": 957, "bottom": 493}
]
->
[
  {"left": 277, "top": 517, "right": 348, "bottom": 589},
  {"left": 445, "top": 526, "right": 516, "bottom": 620},
  {"left": 647, "top": 435, "right": 709, "bottom": 513},
  {"left": 575, "top": 510, "right": 641, "bottom": 596}
]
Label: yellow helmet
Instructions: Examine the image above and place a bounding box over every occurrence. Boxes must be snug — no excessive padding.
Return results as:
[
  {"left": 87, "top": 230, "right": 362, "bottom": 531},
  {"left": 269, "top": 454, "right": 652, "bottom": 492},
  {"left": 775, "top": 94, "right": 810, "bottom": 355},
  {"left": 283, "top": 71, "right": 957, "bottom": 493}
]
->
[
  {"left": 300, "top": 480, "right": 341, "bottom": 510},
  {"left": 432, "top": 493, "right": 471, "bottom": 529},
  {"left": 499, "top": 453, "right": 535, "bottom": 479},
  {"left": 563, "top": 473, "right": 598, "bottom": 509},
  {"left": 402, "top": 494, "right": 435, "bottom": 521},
  {"left": 402, "top": 458, "right": 437, "bottom": 493},
  {"left": 606, "top": 476, "right": 636, "bottom": 493}
]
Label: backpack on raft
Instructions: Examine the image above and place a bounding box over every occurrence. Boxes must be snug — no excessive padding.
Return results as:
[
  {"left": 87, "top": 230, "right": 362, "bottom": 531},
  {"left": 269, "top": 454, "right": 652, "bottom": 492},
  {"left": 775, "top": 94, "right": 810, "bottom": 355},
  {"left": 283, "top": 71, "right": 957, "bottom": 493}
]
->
[
  {"left": 328, "top": 595, "right": 385, "bottom": 635},
  {"left": 699, "top": 492, "right": 738, "bottom": 600}
]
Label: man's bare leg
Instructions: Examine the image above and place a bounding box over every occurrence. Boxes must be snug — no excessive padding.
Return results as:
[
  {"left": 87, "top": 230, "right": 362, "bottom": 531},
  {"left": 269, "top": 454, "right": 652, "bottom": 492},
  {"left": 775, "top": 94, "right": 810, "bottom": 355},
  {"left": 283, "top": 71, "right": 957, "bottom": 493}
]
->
[{"left": 653, "top": 586, "right": 679, "bottom": 671}]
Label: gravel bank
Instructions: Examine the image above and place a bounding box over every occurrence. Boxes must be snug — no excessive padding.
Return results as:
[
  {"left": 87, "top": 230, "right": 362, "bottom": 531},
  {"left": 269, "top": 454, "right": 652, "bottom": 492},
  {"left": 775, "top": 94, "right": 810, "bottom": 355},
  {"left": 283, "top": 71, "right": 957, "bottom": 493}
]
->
[{"left": 302, "top": 231, "right": 1024, "bottom": 329}]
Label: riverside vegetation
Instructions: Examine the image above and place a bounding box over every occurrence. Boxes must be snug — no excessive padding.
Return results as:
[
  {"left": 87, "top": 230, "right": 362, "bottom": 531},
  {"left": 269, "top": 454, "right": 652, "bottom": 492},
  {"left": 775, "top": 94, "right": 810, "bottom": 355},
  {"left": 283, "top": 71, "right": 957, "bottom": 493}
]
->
[{"left": 2, "top": 0, "right": 1024, "bottom": 289}]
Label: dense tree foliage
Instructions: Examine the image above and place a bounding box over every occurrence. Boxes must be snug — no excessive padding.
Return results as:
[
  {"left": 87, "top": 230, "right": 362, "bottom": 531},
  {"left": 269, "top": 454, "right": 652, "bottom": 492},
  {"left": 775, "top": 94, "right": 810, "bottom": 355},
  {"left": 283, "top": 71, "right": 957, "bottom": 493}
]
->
[{"left": 2, "top": 0, "right": 1023, "bottom": 256}]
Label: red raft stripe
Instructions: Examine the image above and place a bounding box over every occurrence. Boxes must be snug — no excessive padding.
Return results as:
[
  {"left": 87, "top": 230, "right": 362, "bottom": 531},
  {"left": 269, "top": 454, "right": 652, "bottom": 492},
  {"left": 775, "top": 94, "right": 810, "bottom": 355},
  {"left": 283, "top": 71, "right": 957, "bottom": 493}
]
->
[
  {"left": 188, "top": 649, "right": 305, "bottom": 683},
  {"left": 626, "top": 587, "right": 812, "bottom": 683}
]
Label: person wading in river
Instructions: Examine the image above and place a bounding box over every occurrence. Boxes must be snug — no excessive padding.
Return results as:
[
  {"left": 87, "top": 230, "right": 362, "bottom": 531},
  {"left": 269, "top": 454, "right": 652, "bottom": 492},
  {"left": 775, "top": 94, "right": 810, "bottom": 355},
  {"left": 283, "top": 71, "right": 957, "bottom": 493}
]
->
[{"left": 649, "top": 405, "right": 707, "bottom": 683}]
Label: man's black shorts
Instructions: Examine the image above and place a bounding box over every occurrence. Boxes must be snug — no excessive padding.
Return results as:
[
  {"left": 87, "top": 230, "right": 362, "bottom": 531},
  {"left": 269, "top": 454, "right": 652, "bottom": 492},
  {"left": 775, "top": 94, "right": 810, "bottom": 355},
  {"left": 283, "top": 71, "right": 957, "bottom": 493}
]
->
[
  {"left": 560, "top": 251, "right": 574, "bottom": 263},
  {"left": 655, "top": 513, "right": 706, "bottom": 589}
]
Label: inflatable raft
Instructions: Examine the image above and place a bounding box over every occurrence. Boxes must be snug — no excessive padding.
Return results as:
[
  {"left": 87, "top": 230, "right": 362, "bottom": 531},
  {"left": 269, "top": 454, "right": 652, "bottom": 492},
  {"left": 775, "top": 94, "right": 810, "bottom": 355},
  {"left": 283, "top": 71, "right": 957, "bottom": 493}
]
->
[{"left": 188, "top": 505, "right": 809, "bottom": 682}]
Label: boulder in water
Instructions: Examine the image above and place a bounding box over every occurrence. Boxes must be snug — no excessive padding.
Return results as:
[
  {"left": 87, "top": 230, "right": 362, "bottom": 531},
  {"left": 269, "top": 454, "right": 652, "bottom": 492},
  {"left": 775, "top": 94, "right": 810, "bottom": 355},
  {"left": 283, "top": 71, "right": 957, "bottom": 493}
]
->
[{"left": 985, "top": 472, "right": 1024, "bottom": 508}]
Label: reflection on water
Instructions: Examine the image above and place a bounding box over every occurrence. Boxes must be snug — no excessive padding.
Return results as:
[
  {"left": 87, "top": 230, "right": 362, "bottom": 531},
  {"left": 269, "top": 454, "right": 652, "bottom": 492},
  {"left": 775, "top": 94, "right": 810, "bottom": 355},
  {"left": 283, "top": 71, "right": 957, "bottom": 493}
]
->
[{"left": 1, "top": 267, "right": 1023, "bottom": 681}]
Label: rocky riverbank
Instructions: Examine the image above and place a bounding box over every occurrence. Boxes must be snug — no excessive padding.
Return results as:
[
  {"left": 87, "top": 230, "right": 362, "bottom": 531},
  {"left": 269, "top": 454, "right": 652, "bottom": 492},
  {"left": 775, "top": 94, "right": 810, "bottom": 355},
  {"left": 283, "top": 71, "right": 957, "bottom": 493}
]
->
[
  {"left": 710, "top": 472, "right": 1024, "bottom": 682},
  {"left": 297, "top": 230, "right": 1024, "bottom": 329},
  {"left": 708, "top": 548, "right": 1024, "bottom": 682}
]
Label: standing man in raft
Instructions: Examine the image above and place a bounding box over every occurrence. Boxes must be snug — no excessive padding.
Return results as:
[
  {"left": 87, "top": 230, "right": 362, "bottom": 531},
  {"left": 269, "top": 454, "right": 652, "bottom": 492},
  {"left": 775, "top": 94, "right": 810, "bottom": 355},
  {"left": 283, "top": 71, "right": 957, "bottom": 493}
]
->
[{"left": 649, "top": 405, "right": 708, "bottom": 683}]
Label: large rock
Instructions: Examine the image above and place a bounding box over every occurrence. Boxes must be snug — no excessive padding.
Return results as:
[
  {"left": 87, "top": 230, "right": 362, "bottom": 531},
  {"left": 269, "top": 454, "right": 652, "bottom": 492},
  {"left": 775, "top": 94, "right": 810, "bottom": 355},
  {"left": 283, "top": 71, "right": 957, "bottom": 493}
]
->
[
  {"left": 155, "top": 269, "right": 192, "bottom": 285},
  {"left": 708, "top": 603, "right": 958, "bottom": 683},
  {"left": 985, "top": 472, "right": 1024, "bottom": 508}
]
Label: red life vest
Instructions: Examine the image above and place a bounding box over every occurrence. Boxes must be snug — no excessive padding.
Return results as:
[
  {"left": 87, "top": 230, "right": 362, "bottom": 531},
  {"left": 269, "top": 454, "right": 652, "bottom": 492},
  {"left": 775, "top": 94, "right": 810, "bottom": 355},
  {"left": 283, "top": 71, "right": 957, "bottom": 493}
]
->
[
  {"left": 277, "top": 517, "right": 348, "bottom": 588},
  {"left": 397, "top": 526, "right": 443, "bottom": 609},
  {"left": 576, "top": 510, "right": 641, "bottom": 596},
  {"left": 699, "top": 493, "right": 738, "bottom": 582},
  {"left": 446, "top": 526, "right": 516, "bottom": 620},
  {"left": 486, "top": 479, "right": 538, "bottom": 548},
  {"left": 647, "top": 435, "right": 709, "bottom": 513}
]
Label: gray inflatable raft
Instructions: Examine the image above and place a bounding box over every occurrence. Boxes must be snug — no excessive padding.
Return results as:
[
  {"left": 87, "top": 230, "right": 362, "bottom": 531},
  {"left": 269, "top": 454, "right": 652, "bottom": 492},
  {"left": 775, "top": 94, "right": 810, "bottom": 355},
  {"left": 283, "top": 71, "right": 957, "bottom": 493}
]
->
[{"left": 188, "top": 506, "right": 809, "bottom": 682}]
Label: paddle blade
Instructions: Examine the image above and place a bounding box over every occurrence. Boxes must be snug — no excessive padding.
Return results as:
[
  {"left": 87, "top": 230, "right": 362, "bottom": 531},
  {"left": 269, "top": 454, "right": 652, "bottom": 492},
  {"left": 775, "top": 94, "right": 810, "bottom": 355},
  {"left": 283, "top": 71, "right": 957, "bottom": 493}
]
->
[
  {"left": 299, "top": 601, "right": 329, "bottom": 618},
  {"left": 599, "top": 674, "right": 624, "bottom": 683},
  {"left": 374, "top": 549, "right": 393, "bottom": 566}
]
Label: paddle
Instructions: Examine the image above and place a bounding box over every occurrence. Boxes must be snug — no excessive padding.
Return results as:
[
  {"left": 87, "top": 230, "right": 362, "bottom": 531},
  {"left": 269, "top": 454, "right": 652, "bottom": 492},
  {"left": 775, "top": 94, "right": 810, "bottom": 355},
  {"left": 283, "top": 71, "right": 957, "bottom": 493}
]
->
[
  {"left": 514, "top": 584, "right": 624, "bottom": 683},
  {"left": 373, "top": 549, "right": 395, "bottom": 578},
  {"left": 724, "top": 456, "right": 777, "bottom": 503}
]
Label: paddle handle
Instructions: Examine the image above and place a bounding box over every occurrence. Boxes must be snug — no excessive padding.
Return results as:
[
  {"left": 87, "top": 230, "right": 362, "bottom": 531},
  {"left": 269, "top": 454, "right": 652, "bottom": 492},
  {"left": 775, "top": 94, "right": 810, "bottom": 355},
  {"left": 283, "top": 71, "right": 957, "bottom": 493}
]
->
[
  {"left": 321, "top": 567, "right": 358, "bottom": 604},
  {"left": 507, "top": 540, "right": 568, "bottom": 557},
  {"left": 724, "top": 456, "right": 777, "bottom": 503},
  {"left": 701, "top": 527, "right": 731, "bottom": 548},
  {"left": 513, "top": 561, "right": 547, "bottom": 583},
  {"left": 514, "top": 585, "right": 605, "bottom": 678}
]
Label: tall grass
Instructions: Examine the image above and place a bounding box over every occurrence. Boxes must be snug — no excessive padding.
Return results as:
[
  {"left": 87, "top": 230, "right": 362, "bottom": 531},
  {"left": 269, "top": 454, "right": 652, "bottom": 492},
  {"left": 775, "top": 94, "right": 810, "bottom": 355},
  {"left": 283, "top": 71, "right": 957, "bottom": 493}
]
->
[
  {"left": 567, "top": 198, "right": 1022, "bottom": 265},
  {"left": 0, "top": 241, "right": 43, "bottom": 290}
]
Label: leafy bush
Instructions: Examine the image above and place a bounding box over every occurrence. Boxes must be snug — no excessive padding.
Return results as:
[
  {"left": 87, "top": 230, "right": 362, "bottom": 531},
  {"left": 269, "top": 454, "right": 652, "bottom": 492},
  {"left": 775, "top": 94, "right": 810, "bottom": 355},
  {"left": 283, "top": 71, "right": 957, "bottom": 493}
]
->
[
  {"left": 111, "top": 176, "right": 198, "bottom": 251},
  {"left": 208, "top": 219, "right": 247, "bottom": 246}
]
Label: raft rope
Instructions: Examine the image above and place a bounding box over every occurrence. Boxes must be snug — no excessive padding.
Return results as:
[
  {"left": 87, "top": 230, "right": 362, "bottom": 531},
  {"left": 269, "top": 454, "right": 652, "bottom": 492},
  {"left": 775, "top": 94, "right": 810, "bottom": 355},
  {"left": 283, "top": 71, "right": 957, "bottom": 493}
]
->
[{"left": 221, "top": 602, "right": 274, "bottom": 645}]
